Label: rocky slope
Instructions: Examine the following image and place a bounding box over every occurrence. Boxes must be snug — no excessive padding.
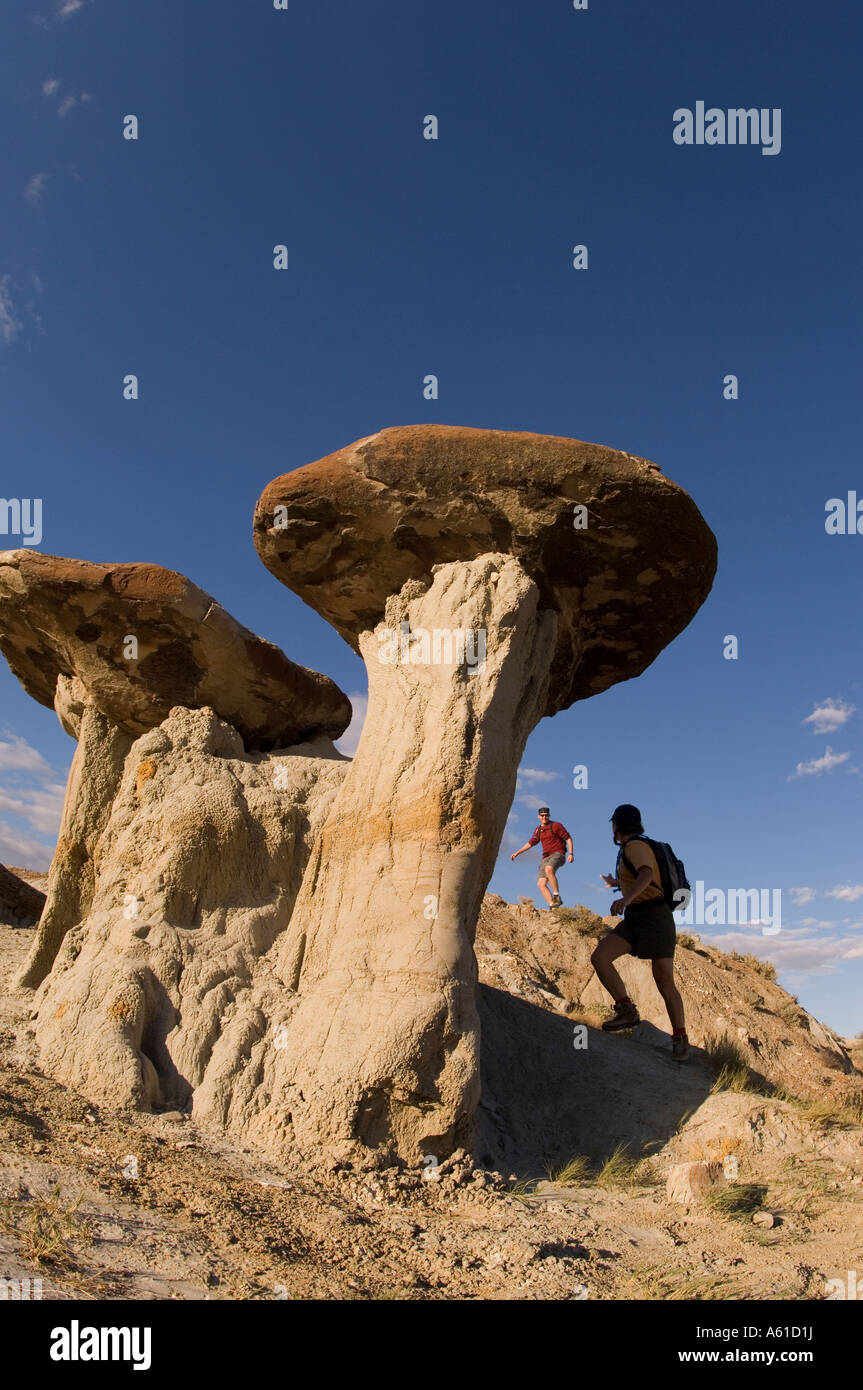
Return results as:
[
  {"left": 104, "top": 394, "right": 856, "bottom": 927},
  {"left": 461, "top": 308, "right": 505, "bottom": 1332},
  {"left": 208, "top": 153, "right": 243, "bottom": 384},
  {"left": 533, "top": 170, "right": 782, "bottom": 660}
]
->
[
  {"left": 1, "top": 890, "right": 861, "bottom": 1300},
  {"left": 475, "top": 894, "right": 861, "bottom": 1175}
]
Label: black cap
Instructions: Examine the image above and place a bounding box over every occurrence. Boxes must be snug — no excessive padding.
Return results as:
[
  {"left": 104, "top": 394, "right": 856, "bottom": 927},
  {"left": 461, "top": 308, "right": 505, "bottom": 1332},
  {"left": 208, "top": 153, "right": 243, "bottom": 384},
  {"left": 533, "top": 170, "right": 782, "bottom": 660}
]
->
[
  {"left": 538, "top": 806, "right": 550, "bottom": 815},
  {"left": 610, "top": 804, "right": 643, "bottom": 833}
]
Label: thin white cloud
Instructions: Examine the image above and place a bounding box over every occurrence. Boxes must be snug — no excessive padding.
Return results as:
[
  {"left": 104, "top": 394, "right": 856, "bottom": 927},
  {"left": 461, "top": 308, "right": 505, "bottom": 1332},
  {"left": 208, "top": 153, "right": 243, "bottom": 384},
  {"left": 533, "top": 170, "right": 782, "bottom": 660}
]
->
[
  {"left": 42, "top": 78, "right": 60, "bottom": 97},
  {"left": 333, "top": 692, "right": 368, "bottom": 757},
  {"left": 0, "top": 784, "right": 66, "bottom": 836},
  {"left": 514, "top": 767, "right": 562, "bottom": 812},
  {"left": 790, "top": 886, "right": 816, "bottom": 906},
  {"left": 0, "top": 736, "right": 56, "bottom": 777},
  {"left": 0, "top": 275, "right": 43, "bottom": 342},
  {"left": 0, "top": 279, "right": 22, "bottom": 344},
  {"left": 708, "top": 926, "right": 863, "bottom": 977},
  {"left": 803, "top": 699, "right": 856, "bottom": 735},
  {"left": 30, "top": 2, "right": 86, "bottom": 29},
  {"left": 58, "top": 94, "right": 78, "bottom": 117},
  {"left": 788, "top": 746, "right": 850, "bottom": 779},
  {"left": 0, "top": 820, "right": 55, "bottom": 871},
  {"left": 515, "top": 792, "right": 558, "bottom": 811},
  {"left": 501, "top": 810, "right": 522, "bottom": 852},
  {"left": 0, "top": 733, "right": 67, "bottom": 865},
  {"left": 827, "top": 884, "right": 863, "bottom": 903},
  {"left": 25, "top": 172, "right": 50, "bottom": 205}
]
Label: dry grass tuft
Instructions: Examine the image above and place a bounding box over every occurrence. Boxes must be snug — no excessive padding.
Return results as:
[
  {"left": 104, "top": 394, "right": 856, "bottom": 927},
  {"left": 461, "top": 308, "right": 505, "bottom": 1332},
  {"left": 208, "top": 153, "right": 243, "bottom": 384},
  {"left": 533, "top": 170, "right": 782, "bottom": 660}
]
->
[
  {"left": 703, "top": 1035, "right": 771, "bottom": 1096},
  {"left": 703, "top": 1182, "right": 766, "bottom": 1220},
  {"left": 546, "top": 1154, "right": 592, "bottom": 1186},
  {"left": 0, "top": 1184, "right": 92, "bottom": 1267}
]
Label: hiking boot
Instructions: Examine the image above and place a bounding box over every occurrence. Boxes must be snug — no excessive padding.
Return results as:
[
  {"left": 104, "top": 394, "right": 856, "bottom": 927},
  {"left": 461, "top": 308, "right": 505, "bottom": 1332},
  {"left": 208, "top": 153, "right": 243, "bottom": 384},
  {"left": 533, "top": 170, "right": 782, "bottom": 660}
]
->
[
  {"left": 672, "top": 1034, "right": 690, "bottom": 1063},
  {"left": 602, "top": 1000, "right": 640, "bottom": 1032},
  {"left": 551, "top": 894, "right": 563, "bottom": 907}
]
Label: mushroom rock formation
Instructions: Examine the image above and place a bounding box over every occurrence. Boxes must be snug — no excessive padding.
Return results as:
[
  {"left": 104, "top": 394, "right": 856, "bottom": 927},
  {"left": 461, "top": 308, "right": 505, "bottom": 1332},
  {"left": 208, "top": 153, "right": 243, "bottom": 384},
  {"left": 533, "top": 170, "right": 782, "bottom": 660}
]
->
[
  {"left": 0, "top": 550, "right": 351, "bottom": 989},
  {"left": 0, "top": 863, "right": 46, "bottom": 927},
  {"left": 249, "top": 426, "right": 717, "bottom": 1165},
  {"left": 235, "top": 553, "right": 556, "bottom": 1164},
  {"left": 254, "top": 424, "right": 718, "bottom": 715}
]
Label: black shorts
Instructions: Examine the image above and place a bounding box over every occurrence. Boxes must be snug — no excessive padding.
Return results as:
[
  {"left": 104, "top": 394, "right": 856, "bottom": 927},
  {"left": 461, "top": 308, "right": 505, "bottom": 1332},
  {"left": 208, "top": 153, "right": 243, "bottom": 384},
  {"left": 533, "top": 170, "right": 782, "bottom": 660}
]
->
[{"left": 611, "top": 898, "right": 676, "bottom": 960}]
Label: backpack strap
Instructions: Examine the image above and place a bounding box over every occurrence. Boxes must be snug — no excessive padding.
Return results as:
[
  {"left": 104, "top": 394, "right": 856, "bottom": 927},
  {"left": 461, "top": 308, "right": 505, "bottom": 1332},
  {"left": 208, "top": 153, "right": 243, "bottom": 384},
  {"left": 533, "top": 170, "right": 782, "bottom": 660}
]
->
[
  {"left": 618, "top": 834, "right": 649, "bottom": 880},
  {"left": 616, "top": 846, "right": 633, "bottom": 878}
]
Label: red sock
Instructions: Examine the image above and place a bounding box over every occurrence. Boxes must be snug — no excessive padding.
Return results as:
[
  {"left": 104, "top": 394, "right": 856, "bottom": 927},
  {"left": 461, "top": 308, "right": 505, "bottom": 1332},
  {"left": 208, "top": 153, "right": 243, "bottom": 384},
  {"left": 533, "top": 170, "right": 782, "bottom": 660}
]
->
[{"left": 615, "top": 996, "right": 632, "bottom": 1006}]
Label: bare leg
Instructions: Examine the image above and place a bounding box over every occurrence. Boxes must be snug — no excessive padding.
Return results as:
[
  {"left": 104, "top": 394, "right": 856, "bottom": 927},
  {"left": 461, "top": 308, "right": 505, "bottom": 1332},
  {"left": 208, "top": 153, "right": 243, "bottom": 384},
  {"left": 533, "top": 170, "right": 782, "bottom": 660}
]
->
[
  {"left": 545, "top": 865, "right": 560, "bottom": 898},
  {"left": 590, "top": 933, "right": 633, "bottom": 1002},
  {"left": 651, "top": 957, "right": 685, "bottom": 1031},
  {"left": 537, "top": 873, "right": 553, "bottom": 906}
]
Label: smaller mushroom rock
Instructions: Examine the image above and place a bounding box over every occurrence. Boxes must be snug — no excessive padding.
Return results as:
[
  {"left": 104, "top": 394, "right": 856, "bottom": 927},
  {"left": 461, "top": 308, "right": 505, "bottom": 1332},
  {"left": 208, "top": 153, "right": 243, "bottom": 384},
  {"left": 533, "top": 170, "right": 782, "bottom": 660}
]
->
[{"left": 0, "top": 550, "right": 351, "bottom": 749}]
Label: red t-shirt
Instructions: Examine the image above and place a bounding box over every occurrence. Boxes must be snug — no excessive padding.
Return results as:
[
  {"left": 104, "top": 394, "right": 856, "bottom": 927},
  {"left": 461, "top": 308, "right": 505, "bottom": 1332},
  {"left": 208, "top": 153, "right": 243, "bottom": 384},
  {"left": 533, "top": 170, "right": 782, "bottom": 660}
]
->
[{"left": 528, "top": 822, "right": 571, "bottom": 856}]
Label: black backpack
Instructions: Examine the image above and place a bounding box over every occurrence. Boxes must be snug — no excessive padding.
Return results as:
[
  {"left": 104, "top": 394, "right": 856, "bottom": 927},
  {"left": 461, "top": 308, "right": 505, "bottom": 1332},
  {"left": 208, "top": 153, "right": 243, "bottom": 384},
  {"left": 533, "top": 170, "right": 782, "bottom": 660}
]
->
[{"left": 619, "top": 835, "right": 691, "bottom": 910}]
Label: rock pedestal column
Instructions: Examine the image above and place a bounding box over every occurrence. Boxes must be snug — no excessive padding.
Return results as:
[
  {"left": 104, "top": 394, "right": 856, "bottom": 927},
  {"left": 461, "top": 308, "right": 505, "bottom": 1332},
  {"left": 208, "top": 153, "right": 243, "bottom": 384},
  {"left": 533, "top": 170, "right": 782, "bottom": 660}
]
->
[{"left": 252, "top": 554, "right": 559, "bottom": 1166}]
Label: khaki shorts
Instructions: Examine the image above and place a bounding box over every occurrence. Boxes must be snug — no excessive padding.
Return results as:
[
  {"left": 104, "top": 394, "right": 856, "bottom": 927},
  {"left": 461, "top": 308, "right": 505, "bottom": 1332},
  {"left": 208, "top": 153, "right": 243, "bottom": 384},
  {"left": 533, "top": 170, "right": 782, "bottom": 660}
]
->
[{"left": 539, "top": 851, "right": 565, "bottom": 872}]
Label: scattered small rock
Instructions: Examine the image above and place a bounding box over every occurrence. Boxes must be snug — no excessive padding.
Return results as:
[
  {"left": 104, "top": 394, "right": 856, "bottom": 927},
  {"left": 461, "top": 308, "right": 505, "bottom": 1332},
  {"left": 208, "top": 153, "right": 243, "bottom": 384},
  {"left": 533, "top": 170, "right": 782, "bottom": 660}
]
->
[{"left": 666, "top": 1161, "right": 725, "bottom": 1207}]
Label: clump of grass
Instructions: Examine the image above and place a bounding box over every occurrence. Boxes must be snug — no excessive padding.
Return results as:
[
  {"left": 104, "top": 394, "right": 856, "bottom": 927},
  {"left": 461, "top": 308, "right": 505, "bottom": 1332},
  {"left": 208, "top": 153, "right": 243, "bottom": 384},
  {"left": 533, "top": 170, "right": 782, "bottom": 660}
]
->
[
  {"left": 773, "top": 1165, "right": 834, "bottom": 1218},
  {"left": 0, "top": 1185, "right": 91, "bottom": 1267},
  {"left": 798, "top": 1093, "right": 863, "bottom": 1128},
  {"left": 508, "top": 1175, "right": 541, "bottom": 1199},
  {"left": 773, "top": 995, "right": 808, "bottom": 1027},
  {"left": 596, "top": 1143, "right": 654, "bottom": 1191},
  {"left": 623, "top": 1265, "right": 748, "bottom": 1301},
  {"left": 737, "top": 954, "right": 777, "bottom": 982},
  {"left": 553, "top": 905, "right": 608, "bottom": 937},
  {"left": 676, "top": 932, "right": 700, "bottom": 950},
  {"left": 768, "top": 1083, "right": 863, "bottom": 1128},
  {"left": 546, "top": 1154, "right": 592, "bottom": 1186},
  {"left": 665, "top": 1273, "right": 749, "bottom": 1300},
  {"left": 519, "top": 1144, "right": 657, "bottom": 1199},
  {"left": 703, "top": 1035, "right": 771, "bottom": 1096},
  {"left": 704, "top": 1182, "right": 767, "bottom": 1220}
]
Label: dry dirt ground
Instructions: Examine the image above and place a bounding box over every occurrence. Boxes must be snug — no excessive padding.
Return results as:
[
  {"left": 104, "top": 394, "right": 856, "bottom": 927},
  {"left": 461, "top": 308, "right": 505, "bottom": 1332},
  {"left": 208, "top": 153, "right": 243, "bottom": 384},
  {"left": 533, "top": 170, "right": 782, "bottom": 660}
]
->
[{"left": 2, "top": 896, "right": 862, "bottom": 1302}]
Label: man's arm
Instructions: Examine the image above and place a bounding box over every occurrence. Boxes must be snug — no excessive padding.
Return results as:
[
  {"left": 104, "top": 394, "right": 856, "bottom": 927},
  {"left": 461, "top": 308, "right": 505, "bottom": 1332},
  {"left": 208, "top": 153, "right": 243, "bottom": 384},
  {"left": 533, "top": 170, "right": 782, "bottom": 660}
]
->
[
  {"left": 510, "top": 841, "right": 535, "bottom": 860},
  {"left": 565, "top": 836, "right": 573, "bottom": 862}
]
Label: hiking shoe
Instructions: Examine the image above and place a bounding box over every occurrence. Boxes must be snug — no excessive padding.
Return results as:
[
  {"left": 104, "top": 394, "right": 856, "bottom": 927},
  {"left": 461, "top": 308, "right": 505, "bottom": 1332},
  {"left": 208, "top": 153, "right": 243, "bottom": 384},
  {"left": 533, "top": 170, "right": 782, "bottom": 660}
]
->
[
  {"left": 602, "top": 1000, "right": 640, "bottom": 1032},
  {"left": 551, "top": 894, "right": 563, "bottom": 907},
  {"left": 672, "top": 1034, "right": 690, "bottom": 1063}
]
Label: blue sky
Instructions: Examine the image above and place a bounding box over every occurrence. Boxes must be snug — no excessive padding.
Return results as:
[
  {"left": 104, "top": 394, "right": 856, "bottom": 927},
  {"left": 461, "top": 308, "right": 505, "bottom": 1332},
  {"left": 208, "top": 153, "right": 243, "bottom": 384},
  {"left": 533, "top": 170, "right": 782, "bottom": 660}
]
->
[{"left": 1, "top": 0, "right": 861, "bottom": 1034}]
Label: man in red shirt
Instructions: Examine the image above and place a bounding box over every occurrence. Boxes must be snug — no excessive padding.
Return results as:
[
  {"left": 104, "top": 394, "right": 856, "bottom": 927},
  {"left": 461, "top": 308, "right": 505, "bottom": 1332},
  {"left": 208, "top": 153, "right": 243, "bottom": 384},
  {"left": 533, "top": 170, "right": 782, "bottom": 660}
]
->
[{"left": 511, "top": 807, "right": 574, "bottom": 908}]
